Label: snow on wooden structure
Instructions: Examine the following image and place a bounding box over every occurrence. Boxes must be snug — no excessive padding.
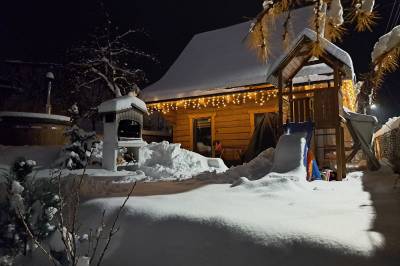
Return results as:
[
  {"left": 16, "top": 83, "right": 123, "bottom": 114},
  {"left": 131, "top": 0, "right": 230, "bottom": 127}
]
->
[
  {"left": 98, "top": 95, "right": 147, "bottom": 171},
  {"left": 374, "top": 117, "right": 400, "bottom": 163},
  {"left": 267, "top": 28, "right": 355, "bottom": 180},
  {"left": 142, "top": 6, "right": 357, "bottom": 170},
  {"left": 0, "top": 111, "right": 70, "bottom": 146}
]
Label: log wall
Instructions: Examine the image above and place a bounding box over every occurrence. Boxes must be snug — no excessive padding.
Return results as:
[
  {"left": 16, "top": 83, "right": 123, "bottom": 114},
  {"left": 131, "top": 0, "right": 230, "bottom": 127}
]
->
[{"left": 163, "top": 99, "right": 277, "bottom": 159}]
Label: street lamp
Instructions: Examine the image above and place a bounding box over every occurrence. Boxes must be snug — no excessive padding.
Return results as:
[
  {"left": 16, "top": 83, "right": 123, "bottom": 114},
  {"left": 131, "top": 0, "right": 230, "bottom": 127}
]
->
[{"left": 45, "top": 71, "right": 55, "bottom": 114}]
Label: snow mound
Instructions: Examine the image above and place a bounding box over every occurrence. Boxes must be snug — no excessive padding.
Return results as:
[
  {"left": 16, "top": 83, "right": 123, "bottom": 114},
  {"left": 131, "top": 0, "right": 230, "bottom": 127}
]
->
[
  {"left": 230, "top": 134, "right": 307, "bottom": 189},
  {"left": 66, "top": 169, "right": 386, "bottom": 266},
  {"left": 199, "top": 148, "right": 275, "bottom": 183},
  {"left": 138, "top": 141, "right": 227, "bottom": 180}
]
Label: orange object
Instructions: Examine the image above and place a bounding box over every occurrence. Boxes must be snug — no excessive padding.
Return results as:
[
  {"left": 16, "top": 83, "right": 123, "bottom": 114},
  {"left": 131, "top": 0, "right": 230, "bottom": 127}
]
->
[{"left": 307, "top": 150, "right": 315, "bottom": 181}]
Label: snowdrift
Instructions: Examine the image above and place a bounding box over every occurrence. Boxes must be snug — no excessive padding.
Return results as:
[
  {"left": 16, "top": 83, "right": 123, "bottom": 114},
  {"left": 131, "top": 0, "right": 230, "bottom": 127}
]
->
[
  {"left": 138, "top": 141, "right": 227, "bottom": 181},
  {"left": 0, "top": 142, "right": 227, "bottom": 183},
  {"left": 57, "top": 171, "right": 382, "bottom": 266}
]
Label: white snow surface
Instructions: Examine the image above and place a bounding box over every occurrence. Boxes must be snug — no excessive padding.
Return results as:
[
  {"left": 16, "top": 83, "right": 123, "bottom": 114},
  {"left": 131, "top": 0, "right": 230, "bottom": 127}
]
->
[
  {"left": 371, "top": 25, "right": 400, "bottom": 63},
  {"left": 360, "top": 0, "right": 375, "bottom": 13},
  {"left": 266, "top": 28, "right": 354, "bottom": 86},
  {"left": 198, "top": 147, "right": 275, "bottom": 183},
  {"left": 0, "top": 141, "right": 227, "bottom": 182},
  {"left": 374, "top": 116, "right": 400, "bottom": 138},
  {"left": 267, "top": 133, "right": 307, "bottom": 181},
  {"left": 98, "top": 95, "right": 148, "bottom": 113},
  {"left": 0, "top": 111, "right": 70, "bottom": 122},
  {"left": 72, "top": 170, "right": 384, "bottom": 266},
  {"left": 142, "top": 6, "right": 328, "bottom": 102},
  {"left": 327, "top": 0, "right": 344, "bottom": 26},
  {"left": 138, "top": 141, "right": 227, "bottom": 180}
]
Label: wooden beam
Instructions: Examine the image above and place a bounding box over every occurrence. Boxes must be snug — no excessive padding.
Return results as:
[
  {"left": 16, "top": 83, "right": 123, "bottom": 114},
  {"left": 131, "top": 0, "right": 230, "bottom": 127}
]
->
[
  {"left": 278, "top": 71, "right": 284, "bottom": 132},
  {"left": 304, "top": 59, "right": 324, "bottom": 66}
]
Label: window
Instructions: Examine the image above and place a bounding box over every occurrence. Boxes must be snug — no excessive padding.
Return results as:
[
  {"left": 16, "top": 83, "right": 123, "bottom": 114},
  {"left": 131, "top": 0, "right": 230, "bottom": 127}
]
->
[{"left": 193, "top": 117, "right": 212, "bottom": 157}]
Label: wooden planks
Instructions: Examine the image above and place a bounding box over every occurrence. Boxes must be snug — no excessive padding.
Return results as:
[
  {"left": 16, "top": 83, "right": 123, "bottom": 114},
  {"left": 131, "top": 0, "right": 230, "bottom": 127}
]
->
[{"left": 168, "top": 101, "right": 278, "bottom": 153}]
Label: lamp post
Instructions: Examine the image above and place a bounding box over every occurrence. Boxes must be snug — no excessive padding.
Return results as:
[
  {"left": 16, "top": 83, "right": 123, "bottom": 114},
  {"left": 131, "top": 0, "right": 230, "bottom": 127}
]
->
[{"left": 45, "top": 72, "right": 55, "bottom": 114}]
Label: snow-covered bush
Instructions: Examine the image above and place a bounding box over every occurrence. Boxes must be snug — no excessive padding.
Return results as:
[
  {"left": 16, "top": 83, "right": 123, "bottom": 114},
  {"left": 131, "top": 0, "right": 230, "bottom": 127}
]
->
[
  {"left": 63, "top": 104, "right": 98, "bottom": 170},
  {"left": 64, "top": 125, "right": 97, "bottom": 169},
  {"left": 0, "top": 158, "right": 60, "bottom": 264}
]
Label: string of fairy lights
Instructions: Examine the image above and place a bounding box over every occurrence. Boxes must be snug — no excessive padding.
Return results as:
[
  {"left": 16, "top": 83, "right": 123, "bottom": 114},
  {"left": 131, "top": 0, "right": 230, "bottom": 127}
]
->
[
  {"left": 147, "top": 89, "right": 278, "bottom": 114},
  {"left": 147, "top": 81, "right": 357, "bottom": 114}
]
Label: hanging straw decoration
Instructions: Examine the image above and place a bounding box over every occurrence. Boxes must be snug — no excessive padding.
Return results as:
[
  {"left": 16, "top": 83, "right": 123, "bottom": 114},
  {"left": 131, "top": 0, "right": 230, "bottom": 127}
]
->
[
  {"left": 350, "top": 0, "right": 378, "bottom": 32},
  {"left": 246, "top": 1, "right": 276, "bottom": 61},
  {"left": 246, "top": 0, "right": 296, "bottom": 61},
  {"left": 282, "top": 8, "right": 292, "bottom": 49},
  {"left": 324, "top": 0, "right": 346, "bottom": 42},
  {"left": 310, "top": 0, "right": 325, "bottom": 57}
]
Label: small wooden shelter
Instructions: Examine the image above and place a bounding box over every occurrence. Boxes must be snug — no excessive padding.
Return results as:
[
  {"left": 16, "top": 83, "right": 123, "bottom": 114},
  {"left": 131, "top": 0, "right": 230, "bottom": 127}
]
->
[{"left": 266, "top": 29, "right": 355, "bottom": 180}]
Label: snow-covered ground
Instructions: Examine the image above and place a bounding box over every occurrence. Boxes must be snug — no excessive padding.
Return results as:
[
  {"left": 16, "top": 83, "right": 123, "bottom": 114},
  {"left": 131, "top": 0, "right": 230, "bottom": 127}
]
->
[
  {"left": 0, "top": 141, "right": 227, "bottom": 182},
  {"left": 2, "top": 140, "right": 400, "bottom": 266},
  {"left": 38, "top": 166, "right": 395, "bottom": 266}
]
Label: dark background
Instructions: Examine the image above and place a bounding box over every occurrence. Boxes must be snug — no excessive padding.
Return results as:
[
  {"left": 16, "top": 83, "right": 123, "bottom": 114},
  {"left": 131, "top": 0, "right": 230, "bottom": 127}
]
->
[{"left": 0, "top": 0, "right": 398, "bottom": 122}]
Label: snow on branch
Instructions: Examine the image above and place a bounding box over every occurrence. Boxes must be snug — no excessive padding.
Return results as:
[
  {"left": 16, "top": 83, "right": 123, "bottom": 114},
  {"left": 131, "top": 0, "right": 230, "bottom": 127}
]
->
[{"left": 67, "top": 25, "right": 155, "bottom": 100}]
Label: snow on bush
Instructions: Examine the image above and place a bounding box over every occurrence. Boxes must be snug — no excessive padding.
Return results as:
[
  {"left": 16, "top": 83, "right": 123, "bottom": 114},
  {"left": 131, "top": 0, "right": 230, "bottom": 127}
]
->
[
  {"left": 358, "top": 0, "right": 374, "bottom": 13},
  {"left": 371, "top": 25, "right": 400, "bottom": 63},
  {"left": 374, "top": 116, "right": 400, "bottom": 138},
  {"left": 327, "top": 0, "right": 344, "bottom": 26},
  {"left": 138, "top": 141, "right": 227, "bottom": 180},
  {"left": 0, "top": 158, "right": 60, "bottom": 264}
]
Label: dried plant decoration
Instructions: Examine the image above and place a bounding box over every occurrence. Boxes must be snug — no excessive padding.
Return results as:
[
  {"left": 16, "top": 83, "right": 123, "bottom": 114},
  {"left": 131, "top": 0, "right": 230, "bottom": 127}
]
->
[
  {"left": 246, "top": 1, "right": 277, "bottom": 61},
  {"left": 351, "top": 0, "right": 377, "bottom": 32},
  {"left": 325, "top": 0, "right": 346, "bottom": 42},
  {"left": 357, "top": 25, "right": 400, "bottom": 110},
  {"left": 310, "top": 0, "right": 326, "bottom": 57},
  {"left": 325, "top": 21, "right": 346, "bottom": 42},
  {"left": 246, "top": 0, "right": 299, "bottom": 61},
  {"left": 282, "top": 9, "right": 292, "bottom": 49}
]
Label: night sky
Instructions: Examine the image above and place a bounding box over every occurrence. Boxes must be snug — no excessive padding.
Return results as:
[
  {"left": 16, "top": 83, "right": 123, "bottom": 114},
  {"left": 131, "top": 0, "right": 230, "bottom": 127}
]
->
[{"left": 0, "top": 0, "right": 399, "bottom": 121}]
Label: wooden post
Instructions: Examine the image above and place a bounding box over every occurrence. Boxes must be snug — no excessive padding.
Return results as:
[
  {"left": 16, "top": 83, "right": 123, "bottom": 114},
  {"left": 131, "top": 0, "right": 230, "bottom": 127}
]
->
[
  {"left": 335, "top": 126, "right": 343, "bottom": 181},
  {"left": 333, "top": 64, "right": 344, "bottom": 180},
  {"left": 289, "top": 80, "right": 293, "bottom": 122},
  {"left": 278, "top": 71, "right": 284, "bottom": 132}
]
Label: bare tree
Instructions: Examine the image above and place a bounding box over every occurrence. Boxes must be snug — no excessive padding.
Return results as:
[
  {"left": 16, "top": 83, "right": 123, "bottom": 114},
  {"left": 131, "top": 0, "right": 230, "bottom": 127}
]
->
[
  {"left": 66, "top": 10, "right": 156, "bottom": 121},
  {"left": 68, "top": 25, "right": 154, "bottom": 96}
]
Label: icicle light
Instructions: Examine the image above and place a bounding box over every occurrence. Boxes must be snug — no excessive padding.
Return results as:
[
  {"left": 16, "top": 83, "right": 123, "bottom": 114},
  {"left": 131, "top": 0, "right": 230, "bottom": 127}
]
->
[
  {"left": 147, "top": 90, "right": 278, "bottom": 114},
  {"left": 147, "top": 81, "right": 357, "bottom": 114}
]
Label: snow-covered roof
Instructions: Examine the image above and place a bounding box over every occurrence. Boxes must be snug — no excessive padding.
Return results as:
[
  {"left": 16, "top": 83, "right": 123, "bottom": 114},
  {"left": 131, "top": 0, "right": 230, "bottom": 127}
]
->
[
  {"left": 98, "top": 95, "right": 148, "bottom": 114},
  {"left": 142, "top": 6, "right": 317, "bottom": 102},
  {"left": 266, "top": 28, "right": 354, "bottom": 87},
  {"left": 142, "top": 6, "right": 354, "bottom": 102},
  {"left": 0, "top": 111, "right": 70, "bottom": 122}
]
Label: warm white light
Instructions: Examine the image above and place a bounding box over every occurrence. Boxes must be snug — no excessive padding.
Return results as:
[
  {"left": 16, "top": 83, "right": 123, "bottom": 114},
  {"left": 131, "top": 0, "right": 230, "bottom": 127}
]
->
[{"left": 371, "top": 104, "right": 377, "bottom": 110}]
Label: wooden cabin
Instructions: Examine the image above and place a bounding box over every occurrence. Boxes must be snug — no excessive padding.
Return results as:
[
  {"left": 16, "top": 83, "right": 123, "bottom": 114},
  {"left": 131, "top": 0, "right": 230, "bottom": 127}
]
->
[{"left": 142, "top": 6, "right": 357, "bottom": 178}]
